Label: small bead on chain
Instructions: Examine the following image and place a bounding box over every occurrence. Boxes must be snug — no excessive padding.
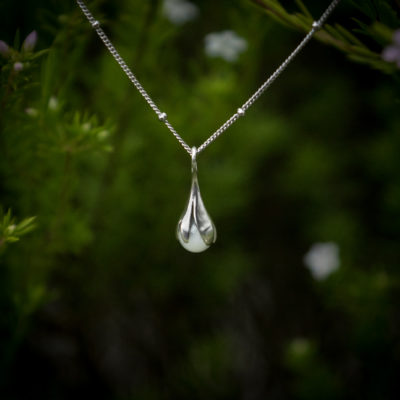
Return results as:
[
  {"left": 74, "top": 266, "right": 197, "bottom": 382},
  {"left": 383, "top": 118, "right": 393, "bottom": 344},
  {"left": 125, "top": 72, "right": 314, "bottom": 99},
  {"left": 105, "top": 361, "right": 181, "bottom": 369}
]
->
[
  {"left": 237, "top": 108, "right": 245, "bottom": 117},
  {"left": 312, "top": 21, "right": 322, "bottom": 30},
  {"left": 158, "top": 112, "right": 167, "bottom": 122}
]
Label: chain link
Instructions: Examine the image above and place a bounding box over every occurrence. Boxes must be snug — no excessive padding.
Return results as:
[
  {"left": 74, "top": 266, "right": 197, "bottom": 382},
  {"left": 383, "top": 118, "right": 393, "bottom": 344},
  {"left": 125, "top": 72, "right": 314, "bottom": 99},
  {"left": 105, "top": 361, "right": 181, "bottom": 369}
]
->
[{"left": 76, "top": 0, "right": 341, "bottom": 156}]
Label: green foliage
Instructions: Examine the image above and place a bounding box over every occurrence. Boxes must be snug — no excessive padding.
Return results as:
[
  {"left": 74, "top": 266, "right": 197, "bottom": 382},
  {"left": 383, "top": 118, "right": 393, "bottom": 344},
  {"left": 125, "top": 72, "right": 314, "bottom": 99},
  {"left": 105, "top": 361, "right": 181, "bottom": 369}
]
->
[
  {"left": 0, "top": 208, "right": 36, "bottom": 250},
  {"left": 252, "top": 0, "right": 400, "bottom": 73},
  {"left": 285, "top": 338, "right": 342, "bottom": 400},
  {"left": 1, "top": 0, "right": 400, "bottom": 399}
]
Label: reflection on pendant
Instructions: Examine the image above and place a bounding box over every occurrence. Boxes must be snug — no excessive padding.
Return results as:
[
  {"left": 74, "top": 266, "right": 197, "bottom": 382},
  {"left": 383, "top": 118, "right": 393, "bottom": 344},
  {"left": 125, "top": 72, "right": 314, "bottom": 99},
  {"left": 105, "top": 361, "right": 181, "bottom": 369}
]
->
[{"left": 177, "top": 147, "right": 217, "bottom": 253}]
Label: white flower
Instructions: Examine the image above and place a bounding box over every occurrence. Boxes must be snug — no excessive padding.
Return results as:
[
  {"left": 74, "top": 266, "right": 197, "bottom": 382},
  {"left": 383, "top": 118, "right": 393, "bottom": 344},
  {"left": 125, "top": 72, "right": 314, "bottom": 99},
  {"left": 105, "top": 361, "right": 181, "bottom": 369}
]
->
[
  {"left": 13, "top": 62, "right": 24, "bottom": 71},
  {"left": 25, "top": 107, "right": 39, "bottom": 117},
  {"left": 22, "top": 30, "right": 38, "bottom": 53},
  {"left": 204, "top": 30, "right": 247, "bottom": 62},
  {"left": 382, "top": 30, "right": 400, "bottom": 68},
  {"left": 303, "top": 242, "right": 340, "bottom": 280},
  {"left": 82, "top": 122, "right": 91, "bottom": 132},
  {"left": 6, "top": 224, "right": 16, "bottom": 234},
  {"left": 163, "top": 0, "right": 199, "bottom": 25},
  {"left": 97, "top": 130, "right": 110, "bottom": 140},
  {"left": 48, "top": 96, "right": 59, "bottom": 111}
]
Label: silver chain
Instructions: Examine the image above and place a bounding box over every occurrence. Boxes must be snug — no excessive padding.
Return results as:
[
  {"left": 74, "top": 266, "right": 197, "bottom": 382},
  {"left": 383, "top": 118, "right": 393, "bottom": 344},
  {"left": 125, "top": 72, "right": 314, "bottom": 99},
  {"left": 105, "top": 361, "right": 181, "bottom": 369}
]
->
[{"left": 76, "top": 0, "right": 341, "bottom": 156}]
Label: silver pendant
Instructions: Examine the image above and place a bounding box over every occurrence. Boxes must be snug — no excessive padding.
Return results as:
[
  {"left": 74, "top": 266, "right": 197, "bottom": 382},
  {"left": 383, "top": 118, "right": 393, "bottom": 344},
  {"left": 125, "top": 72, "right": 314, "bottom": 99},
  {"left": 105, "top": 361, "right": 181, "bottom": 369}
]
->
[{"left": 177, "top": 147, "right": 217, "bottom": 253}]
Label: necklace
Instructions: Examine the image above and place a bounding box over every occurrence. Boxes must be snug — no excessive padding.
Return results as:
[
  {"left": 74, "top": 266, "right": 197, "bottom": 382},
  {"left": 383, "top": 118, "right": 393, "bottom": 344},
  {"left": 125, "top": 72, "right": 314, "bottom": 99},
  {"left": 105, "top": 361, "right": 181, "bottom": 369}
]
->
[{"left": 76, "top": 0, "right": 341, "bottom": 253}]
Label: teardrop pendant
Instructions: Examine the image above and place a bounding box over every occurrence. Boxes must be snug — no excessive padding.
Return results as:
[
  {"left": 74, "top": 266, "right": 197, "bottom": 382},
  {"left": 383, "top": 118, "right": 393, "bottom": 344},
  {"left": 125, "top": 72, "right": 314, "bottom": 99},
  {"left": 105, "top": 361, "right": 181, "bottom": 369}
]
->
[{"left": 176, "top": 147, "right": 217, "bottom": 253}]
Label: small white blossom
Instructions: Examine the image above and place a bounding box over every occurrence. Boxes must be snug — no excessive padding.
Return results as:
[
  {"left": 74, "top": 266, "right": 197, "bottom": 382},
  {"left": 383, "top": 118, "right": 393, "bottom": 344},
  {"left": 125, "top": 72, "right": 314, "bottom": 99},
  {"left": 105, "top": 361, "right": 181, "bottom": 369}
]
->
[
  {"left": 382, "top": 30, "right": 400, "bottom": 68},
  {"left": 13, "top": 62, "right": 23, "bottom": 71},
  {"left": 204, "top": 30, "right": 247, "bottom": 62},
  {"left": 6, "top": 224, "right": 16, "bottom": 234},
  {"left": 48, "top": 96, "right": 59, "bottom": 111},
  {"left": 25, "top": 107, "right": 39, "bottom": 117},
  {"left": 0, "top": 40, "right": 9, "bottom": 57},
  {"left": 22, "top": 30, "right": 38, "bottom": 53},
  {"left": 303, "top": 242, "right": 340, "bottom": 280},
  {"left": 82, "top": 122, "right": 91, "bottom": 131},
  {"left": 97, "top": 130, "right": 109, "bottom": 140},
  {"left": 163, "top": 0, "right": 199, "bottom": 25}
]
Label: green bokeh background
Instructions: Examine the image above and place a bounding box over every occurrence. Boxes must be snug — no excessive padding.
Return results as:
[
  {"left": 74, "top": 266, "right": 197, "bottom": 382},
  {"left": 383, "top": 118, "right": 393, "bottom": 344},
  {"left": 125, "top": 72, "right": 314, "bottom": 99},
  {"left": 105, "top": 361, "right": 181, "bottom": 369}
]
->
[{"left": 1, "top": 0, "right": 400, "bottom": 399}]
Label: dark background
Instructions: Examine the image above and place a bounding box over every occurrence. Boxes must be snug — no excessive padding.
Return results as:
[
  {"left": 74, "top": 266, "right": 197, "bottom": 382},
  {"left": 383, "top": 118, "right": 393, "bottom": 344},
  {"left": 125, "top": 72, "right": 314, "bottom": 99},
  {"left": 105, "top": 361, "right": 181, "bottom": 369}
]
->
[{"left": 1, "top": 0, "right": 400, "bottom": 399}]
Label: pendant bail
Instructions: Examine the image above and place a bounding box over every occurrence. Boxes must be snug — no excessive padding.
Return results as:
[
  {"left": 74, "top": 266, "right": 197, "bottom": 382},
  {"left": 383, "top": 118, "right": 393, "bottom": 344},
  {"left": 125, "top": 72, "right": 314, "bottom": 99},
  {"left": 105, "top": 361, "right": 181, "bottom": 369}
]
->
[{"left": 191, "top": 146, "right": 197, "bottom": 174}]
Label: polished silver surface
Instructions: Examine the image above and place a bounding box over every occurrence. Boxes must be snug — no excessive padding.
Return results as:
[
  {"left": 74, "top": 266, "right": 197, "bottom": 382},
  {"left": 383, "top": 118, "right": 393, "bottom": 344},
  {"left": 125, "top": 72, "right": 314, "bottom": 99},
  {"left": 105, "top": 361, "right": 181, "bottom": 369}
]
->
[
  {"left": 237, "top": 107, "right": 245, "bottom": 117},
  {"left": 312, "top": 21, "right": 322, "bottom": 30},
  {"left": 176, "top": 147, "right": 216, "bottom": 252},
  {"left": 76, "top": 0, "right": 342, "bottom": 157},
  {"left": 158, "top": 112, "right": 168, "bottom": 122}
]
